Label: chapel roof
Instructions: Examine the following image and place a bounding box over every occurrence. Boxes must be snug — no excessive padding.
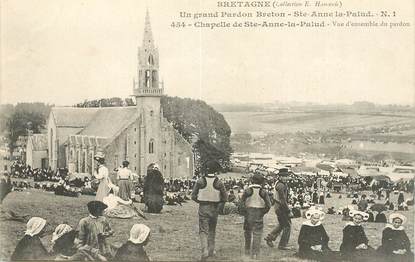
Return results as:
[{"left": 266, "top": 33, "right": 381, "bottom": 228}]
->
[{"left": 51, "top": 106, "right": 138, "bottom": 145}]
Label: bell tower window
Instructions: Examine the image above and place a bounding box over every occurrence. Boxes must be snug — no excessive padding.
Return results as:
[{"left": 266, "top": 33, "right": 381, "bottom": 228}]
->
[{"left": 148, "top": 55, "right": 154, "bottom": 66}]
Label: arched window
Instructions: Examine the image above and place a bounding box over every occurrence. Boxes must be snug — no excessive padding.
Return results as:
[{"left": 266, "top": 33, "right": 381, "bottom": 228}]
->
[
  {"left": 178, "top": 156, "right": 181, "bottom": 166},
  {"left": 149, "top": 139, "right": 154, "bottom": 154},
  {"left": 145, "top": 70, "right": 150, "bottom": 88},
  {"left": 150, "top": 110, "right": 154, "bottom": 117},
  {"left": 148, "top": 55, "right": 154, "bottom": 66}
]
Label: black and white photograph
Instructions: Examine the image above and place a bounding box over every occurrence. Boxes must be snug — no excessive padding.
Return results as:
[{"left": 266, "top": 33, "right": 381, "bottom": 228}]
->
[{"left": 0, "top": 0, "right": 414, "bottom": 261}]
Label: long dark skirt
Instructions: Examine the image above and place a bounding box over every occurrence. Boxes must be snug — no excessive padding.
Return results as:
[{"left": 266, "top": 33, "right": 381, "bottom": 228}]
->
[
  {"left": 145, "top": 194, "right": 164, "bottom": 213},
  {"left": 118, "top": 180, "right": 132, "bottom": 201}
]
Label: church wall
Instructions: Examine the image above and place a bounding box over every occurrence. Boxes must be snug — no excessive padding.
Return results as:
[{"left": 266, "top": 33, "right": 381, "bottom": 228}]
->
[
  {"left": 104, "top": 120, "right": 140, "bottom": 175},
  {"left": 173, "top": 131, "right": 194, "bottom": 178},
  {"left": 159, "top": 123, "right": 193, "bottom": 178},
  {"left": 47, "top": 112, "right": 57, "bottom": 169},
  {"left": 137, "top": 97, "right": 162, "bottom": 176}
]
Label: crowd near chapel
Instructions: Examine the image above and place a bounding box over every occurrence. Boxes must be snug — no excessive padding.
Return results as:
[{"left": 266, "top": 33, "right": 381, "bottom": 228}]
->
[{"left": 26, "top": 11, "right": 194, "bottom": 178}]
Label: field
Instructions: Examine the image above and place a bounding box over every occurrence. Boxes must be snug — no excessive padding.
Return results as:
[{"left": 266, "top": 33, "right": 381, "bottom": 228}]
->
[
  {"left": 0, "top": 187, "right": 413, "bottom": 261},
  {"left": 221, "top": 111, "right": 415, "bottom": 134}
]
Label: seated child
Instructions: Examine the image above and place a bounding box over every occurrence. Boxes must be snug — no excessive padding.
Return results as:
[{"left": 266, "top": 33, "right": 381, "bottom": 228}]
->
[
  {"left": 340, "top": 210, "right": 376, "bottom": 261},
  {"left": 51, "top": 224, "right": 77, "bottom": 259},
  {"left": 74, "top": 201, "right": 113, "bottom": 260},
  {"left": 240, "top": 174, "right": 271, "bottom": 259},
  {"left": 11, "top": 217, "right": 50, "bottom": 261},
  {"left": 297, "top": 208, "right": 334, "bottom": 261},
  {"left": 114, "top": 224, "right": 151, "bottom": 261},
  {"left": 377, "top": 213, "right": 414, "bottom": 262}
]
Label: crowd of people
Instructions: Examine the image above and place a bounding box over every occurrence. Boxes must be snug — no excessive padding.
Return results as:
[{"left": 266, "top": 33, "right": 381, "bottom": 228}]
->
[{"left": 3, "top": 154, "right": 414, "bottom": 261}]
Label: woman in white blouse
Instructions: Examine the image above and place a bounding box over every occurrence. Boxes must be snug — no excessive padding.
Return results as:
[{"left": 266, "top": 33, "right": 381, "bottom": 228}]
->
[
  {"left": 94, "top": 152, "right": 111, "bottom": 202},
  {"left": 117, "top": 161, "right": 133, "bottom": 201}
]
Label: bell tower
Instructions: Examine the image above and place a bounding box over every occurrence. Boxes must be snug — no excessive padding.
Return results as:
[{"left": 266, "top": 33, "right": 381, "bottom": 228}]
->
[
  {"left": 133, "top": 9, "right": 163, "bottom": 96},
  {"left": 134, "top": 10, "right": 164, "bottom": 176}
]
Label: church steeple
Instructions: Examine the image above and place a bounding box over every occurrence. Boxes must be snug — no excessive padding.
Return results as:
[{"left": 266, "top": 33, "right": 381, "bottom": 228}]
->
[
  {"left": 142, "top": 9, "right": 154, "bottom": 48},
  {"left": 133, "top": 10, "right": 163, "bottom": 97}
]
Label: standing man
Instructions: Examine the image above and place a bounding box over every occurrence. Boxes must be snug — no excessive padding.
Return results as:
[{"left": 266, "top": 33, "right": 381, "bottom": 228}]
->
[
  {"left": 264, "top": 169, "right": 292, "bottom": 250},
  {"left": 241, "top": 173, "right": 272, "bottom": 259},
  {"left": 191, "top": 160, "right": 227, "bottom": 261}
]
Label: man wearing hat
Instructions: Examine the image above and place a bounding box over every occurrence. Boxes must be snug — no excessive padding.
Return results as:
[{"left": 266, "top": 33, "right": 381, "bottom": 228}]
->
[
  {"left": 191, "top": 160, "right": 228, "bottom": 261},
  {"left": 94, "top": 152, "right": 111, "bottom": 201},
  {"left": 264, "top": 169, "right": 292, "bottom": 250}
]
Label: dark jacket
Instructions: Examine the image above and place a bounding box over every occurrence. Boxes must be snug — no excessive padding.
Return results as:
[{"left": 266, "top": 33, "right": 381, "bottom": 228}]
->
[
  {"left": 298, "top": 222, "right": 330, "bottom": 255},
  {"left": 113, "top": 241, "right": 150, "bottom": 261},
  {"left": 340, "top": 224, "right": 369, "bottom": 254},
  {"left": 11, "top": 235, "right": 49, "bottom": 261}
]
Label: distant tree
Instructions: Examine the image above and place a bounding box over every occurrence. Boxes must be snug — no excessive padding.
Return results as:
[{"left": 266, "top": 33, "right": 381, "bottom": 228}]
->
[
  {"left": 4, "top": 103, "right": 51, "bottom": 154},
  {"left": 161, "top": 96, "right": 232, "bottom": 173},
  {"left": 125, "top": 98, "right": 135, "bottom": 106}
]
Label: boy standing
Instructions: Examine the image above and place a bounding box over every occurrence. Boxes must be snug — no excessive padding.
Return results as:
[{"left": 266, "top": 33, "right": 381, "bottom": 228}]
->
[
  {"left": 191, "top": 160, "right": 227, "bottom": 261},
  {"left": 241, "top": 174, "right": 272, "bottom": 259}
]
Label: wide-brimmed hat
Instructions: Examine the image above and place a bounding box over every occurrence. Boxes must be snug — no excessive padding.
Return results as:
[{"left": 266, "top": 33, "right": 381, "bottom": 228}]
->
[
  {"left": 87, "top": 201, "right": 108, "bottom": 216},
  {"left": 349, "top": 210, "right": 369, "bottom": 221},
  {"left": 129, "top": 224, "right": 151, "bottom": 244},
  {"left": 305, "top": 207, "right": 325, "bottom": 220},
  {"left": 389, "top": 213, "right": 407, "bottom": 224},
  {"left": 94, "top": 152, "right": 105, "bottom": 161}
]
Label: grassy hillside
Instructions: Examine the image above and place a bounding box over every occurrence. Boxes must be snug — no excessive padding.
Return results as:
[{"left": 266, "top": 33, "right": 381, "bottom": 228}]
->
[{"left": 0, "top": 189, "right": 413, "bottom": 261}]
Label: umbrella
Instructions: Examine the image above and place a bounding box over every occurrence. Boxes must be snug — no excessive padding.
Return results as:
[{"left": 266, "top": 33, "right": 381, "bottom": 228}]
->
[{"left": 370, "top": 203, "right": 387, "bottom": 213}]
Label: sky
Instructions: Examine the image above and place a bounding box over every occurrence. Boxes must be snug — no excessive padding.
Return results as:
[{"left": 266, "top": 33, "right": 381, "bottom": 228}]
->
[{"left": 1, "top": 0, "right": 414, "bottom": 106}]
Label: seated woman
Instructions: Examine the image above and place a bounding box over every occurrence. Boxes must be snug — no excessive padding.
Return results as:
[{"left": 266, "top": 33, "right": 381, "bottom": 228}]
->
[
  {"left": 377, "top": 213, "right": 414, "bottom": 262},
  {"left": 11, "top": 217, "right": 50, "bottom": 261},
  {"left": 340, "top": 210, "right": 376, "bottom": 261},
  {"left": 51, "top": 224, "right": 78, "bottom": 260},
  {"left": 113, "top": 224, "right": 151, "bottom": 261},
  {"left": 103, "top": 189, "right": 137, "bottom": 219},
  {"left": 297, "top": 208, "right": 334, "bottom": 261}
]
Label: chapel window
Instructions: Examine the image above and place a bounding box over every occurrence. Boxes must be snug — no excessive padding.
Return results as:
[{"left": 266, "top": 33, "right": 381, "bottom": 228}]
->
[{"left": 149, "top": 139, "right": 155, "bottom": 154}]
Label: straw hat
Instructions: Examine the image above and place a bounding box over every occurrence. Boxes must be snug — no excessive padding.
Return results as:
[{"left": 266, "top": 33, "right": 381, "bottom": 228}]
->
[{"left": 94, "top": 152, "right": 105, "bottom": 161}]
